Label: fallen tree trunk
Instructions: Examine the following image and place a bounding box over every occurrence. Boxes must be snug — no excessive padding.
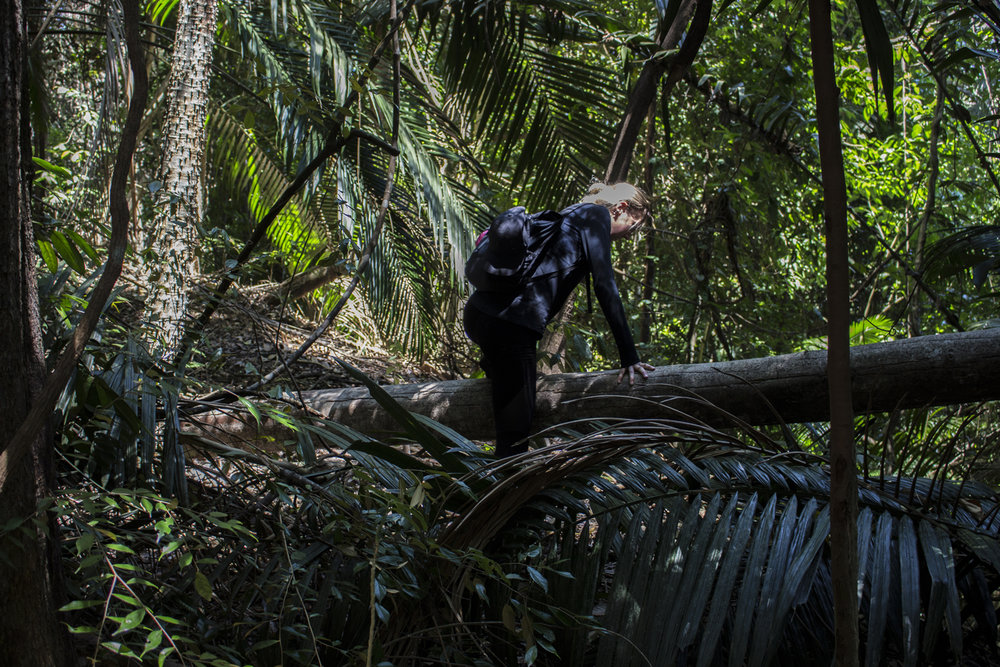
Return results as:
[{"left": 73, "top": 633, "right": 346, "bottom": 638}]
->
[{"left": 189, "top": 329, "right": 1000, "bottom": 443}]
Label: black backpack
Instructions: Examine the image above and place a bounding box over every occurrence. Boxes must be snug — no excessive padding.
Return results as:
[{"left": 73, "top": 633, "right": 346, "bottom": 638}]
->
[{"left": 464, "top": 207, "right": 563, "bottom": 293}]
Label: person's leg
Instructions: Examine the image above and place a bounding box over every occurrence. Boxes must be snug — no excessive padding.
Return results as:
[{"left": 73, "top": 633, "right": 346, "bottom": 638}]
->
[
  {"left": 488, "top": 336, "right": 537, "bottom": 457},
  {"left": 464, "top": 306, "right": 539, "bottom": 457}
]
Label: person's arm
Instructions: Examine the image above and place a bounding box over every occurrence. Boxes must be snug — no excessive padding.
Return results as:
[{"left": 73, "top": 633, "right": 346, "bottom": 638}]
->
[{"left": 574, "top": 205, "right": 646, "bottom": 375}]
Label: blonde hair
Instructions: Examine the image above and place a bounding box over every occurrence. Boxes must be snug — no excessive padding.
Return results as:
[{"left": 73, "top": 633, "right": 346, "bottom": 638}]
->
[{"left": 579, "top": 182, "right": 650, "bottom": 211}]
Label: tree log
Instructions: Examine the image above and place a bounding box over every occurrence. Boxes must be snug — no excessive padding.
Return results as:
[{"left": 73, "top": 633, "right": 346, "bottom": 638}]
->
[{"left": 189, "top": 329, "right": 1000, "bottom": 444}]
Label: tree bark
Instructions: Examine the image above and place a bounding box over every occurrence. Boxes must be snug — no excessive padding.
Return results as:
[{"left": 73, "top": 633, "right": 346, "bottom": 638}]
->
[
  {"left": 0, "top": 0, "right": 72, "bottom": 660},
  {"left": 187, "top": 329, "right": 1000, "bottom": 444},
  {"left": 143, "top": 0, "right": 217, "bottom": 353},
  {"left": 639, "top": 100, "right": 658, "bottom": 345},
  {"left": 808, "top": 0, "right": 858, "bottom": 663},
  {"left": 907, "top": 86, "right": 944, "bottom": 337},
  {"left": 604, "top": 0, "right": 711, "bottom": 183}
]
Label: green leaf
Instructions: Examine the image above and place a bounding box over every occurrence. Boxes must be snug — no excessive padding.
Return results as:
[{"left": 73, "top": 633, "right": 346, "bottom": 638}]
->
[
  {"left": 918, "top": 520, "right": 963, "bottom": 656},
  {"left": 107, "top": 542, "right": 137, "bottom": 555},
  {"left": 114, "top": 608, "right": 146, "bottom": 635},
  {"left": 146, "top": 0, "right": 179, "bottom": 25},
  {"left": 898, "top": 516, "right": 920, "bottom": 667},
  {"left": 526, "top": 566, "right": 548, "bottom": 593},
  {"left": 59, "top": 599, "right": 105, "bottom": 612},
  {"left": 473, "top": 578, "right": 488, "bottom": 602},
  {"left": 37, "top": 239, "right": 59, "bottom": 272},
  {"left": 728, "top": 494, "right": 778, "bottom": 665},
  {"left": 236, "top": 396, "right": 262, "bottom": 425},
  {"left": 66, "top": 229, "right": 101, "bottom": 264},
  {"left": 78, "top": 553, "right": 101, "bottom": 570},
  {"left": 32, "top": 156, "right": 72, "bottom": 177},
  {"left": 335, "top": 358, "right": 467, "bottom": 472},
  {"left": 76, "top": 532, "right": 95, "bottom": 555},
  {"left": 67, "top": 625, "right": 99, "bottom": 634},
  {"left": 157, "top": 646, "right": 176, "bottom": 667},
  {"left": 697, "top": 494, "right": 760, "bottom": 667},
  {"left": 193, "top": 570, "right": 213, "bottom": 601},
  {"left": 154, "top": 614, "right": 182, "bottom": 625},
  {"left": 865, "top": 513, "right": 894, "bottom": 666},
  {"left": 140, "top": 630, "right": 163, "bottom": 657},
  {"left": 854, "top": 0, "right": 895, "bottom": 121},
  {"left": 101, "top": 641, "right": 138, "bottom": 657},
  {"left": 675, "top": 494, "right": 739, "bottom": 653},
  {"left": 49, "top": 230, "right": 86, "bottom": 274},
  {"left": 112, "top": 593, "right": 140, "bottom": 605},
  {"left": 502, "top": 603, "right": 517, "bottom": 634}
]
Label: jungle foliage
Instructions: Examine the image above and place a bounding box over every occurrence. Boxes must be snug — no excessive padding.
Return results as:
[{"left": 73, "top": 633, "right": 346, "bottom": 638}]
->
[{"left": 11, "top": 0, "right": 1000, "bottom": 664}]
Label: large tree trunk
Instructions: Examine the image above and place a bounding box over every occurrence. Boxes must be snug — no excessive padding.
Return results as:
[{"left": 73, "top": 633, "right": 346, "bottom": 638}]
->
[
  {"left": 143, "top": 0, "right": 217, "bottom": 353},
  {"left": 189, "top": 329, "right": 1000, "bottom": 444},
  {"left": 0, "top": 0, "right": 72, "bottom": 661}
]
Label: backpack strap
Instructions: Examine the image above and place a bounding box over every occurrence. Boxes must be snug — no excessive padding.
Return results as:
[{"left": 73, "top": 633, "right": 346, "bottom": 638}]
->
[
  {"left": 586, "top": 273, "right": 593, "bottom": 314},
  {"left": 515, "top": 209, "right": 564, "bottom": 287}
]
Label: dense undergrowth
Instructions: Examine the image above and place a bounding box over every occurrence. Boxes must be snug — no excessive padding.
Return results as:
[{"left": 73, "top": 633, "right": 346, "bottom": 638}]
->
[{"left": 41, "top": 343, "right": 1000, "bottom": 666}]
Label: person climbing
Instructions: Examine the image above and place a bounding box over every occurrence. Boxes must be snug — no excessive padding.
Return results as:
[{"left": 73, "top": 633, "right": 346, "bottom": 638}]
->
[{"left": 463, "top": 181, "right": 656, "bottom": 457}]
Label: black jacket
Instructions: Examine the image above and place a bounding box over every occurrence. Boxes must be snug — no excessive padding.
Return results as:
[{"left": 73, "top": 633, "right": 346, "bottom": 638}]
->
[{"left": 466, "top": 203, "right": 640, "bottom": 367}]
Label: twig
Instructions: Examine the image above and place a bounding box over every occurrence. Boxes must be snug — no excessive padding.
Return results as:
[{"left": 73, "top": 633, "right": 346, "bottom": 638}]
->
[
  {"left": 101, "top": 553, "right": 187, "bottom": 665},
  {"left": 366, "top": 521, "right": 382, "bottom": 667},
  {"left": 278, "top": 518, "right": 324, "bottom": 666}
]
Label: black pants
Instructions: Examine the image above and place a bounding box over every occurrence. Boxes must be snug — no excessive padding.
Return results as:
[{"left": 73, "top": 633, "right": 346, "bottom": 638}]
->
[{"left": 463, "top": 304, "right": 541, "bottom": 457}]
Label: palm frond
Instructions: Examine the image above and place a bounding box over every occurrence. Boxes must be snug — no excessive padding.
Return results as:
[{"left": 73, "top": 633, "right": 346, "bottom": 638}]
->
[
  {"left": 923, "top": 224, "right": 1000, "bottom": 287},
  {"left": 206, "top": 103, "right": 334, "bottom": 273},
  {"left": 370, "top": 92, "right": 484, "bottom": 277},
  {"left": 216, "top": 0, "right": 358, "bottom": 174},
  {"left": 410, "top": 1, "right": 623, "bottom": 205},
  {"left": 430, "top": 410, "right": 1000, "bottom": 667}
]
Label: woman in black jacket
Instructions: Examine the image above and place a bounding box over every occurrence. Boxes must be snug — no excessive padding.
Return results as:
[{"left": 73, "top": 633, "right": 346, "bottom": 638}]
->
[{"left": 464, "top": 182, "right": 656, "bottom": 457}]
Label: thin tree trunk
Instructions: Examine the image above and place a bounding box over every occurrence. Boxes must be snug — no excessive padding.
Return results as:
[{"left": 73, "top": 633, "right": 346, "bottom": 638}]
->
[
  {"left": 604, "top": 0, "right": 711, "bottom": 182},
  {"left": 531, "top": 3, "right": 711, "bottom": 366},
  {"left": 907, "top": 86, "right": 945, "bottom": 337},
  {"left": 0, "top": 0, "right": 71, "bottom": 660},
  {"left": 143, "top": 0, "right": 217, "bottom": 353},
  {"left": 536, "top": 299, "right": 573, "bottom": 373},
  {"left": 0, "top": 0, "right": 148, "bottom": 535},
  {"left": 639, "top": 100, "right": 657, "bottom": 344},
  {"left": 808, "top": 1, "right": 858, "bottom": 664}
]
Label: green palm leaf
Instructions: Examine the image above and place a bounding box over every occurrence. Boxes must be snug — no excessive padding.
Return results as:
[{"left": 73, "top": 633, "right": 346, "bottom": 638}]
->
[{"left": 432, "top": 412, "right": 1000, "bottom": 666}]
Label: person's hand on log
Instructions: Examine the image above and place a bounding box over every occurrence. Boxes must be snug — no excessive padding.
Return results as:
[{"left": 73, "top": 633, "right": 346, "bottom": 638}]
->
[{"left": 617, "top": 361, "right": 655, "bottom": 386}]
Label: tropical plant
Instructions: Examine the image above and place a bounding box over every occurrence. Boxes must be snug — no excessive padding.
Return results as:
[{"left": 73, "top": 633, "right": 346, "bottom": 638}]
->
[
  {"left": 51, "top": 370, "right": 1000, "bottom": 666},
  {"left": 27, "top": 0, "right": 1000, "bottom": 369},
  {"left": 440, "top": 415, "right": 1000, "bottom": 666},
  {"left": 14, "top": 0, "right": 1000, "bottom": 663}
]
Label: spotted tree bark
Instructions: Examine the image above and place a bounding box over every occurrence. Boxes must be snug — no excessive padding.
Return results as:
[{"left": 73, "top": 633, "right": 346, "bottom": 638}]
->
[{"left": 144, "top": 0, "right": 217, "bottom": 352}]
